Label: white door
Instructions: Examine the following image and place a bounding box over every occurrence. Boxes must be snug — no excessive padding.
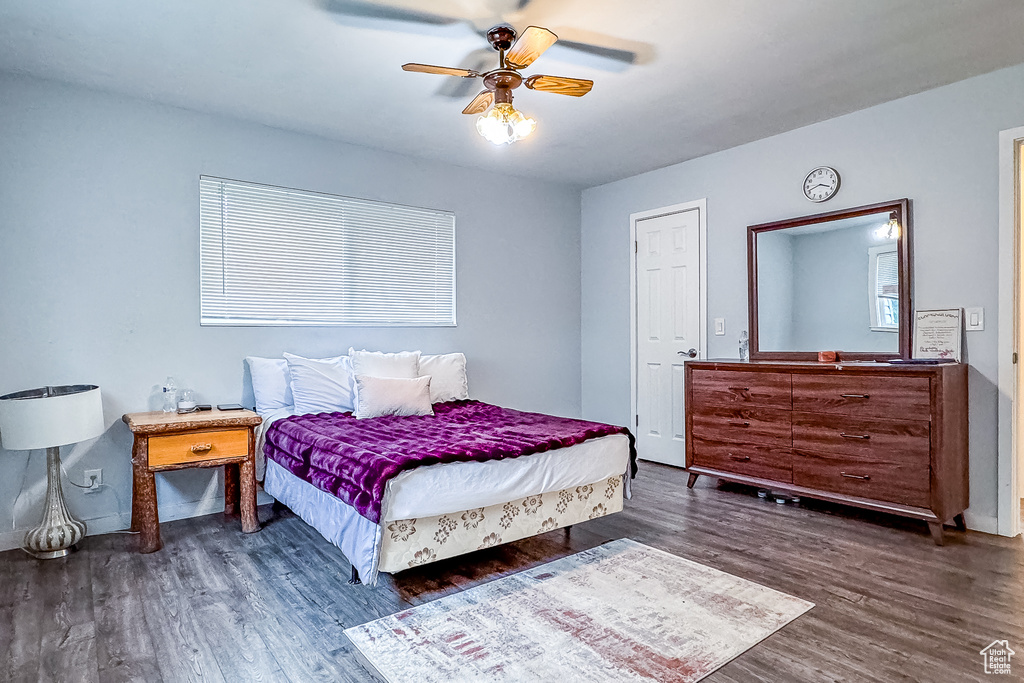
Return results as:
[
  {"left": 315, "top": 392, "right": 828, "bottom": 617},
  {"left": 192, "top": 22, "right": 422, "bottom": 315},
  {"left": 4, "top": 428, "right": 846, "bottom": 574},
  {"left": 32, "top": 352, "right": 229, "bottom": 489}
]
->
[{"left": 634, "top": 207, "right": 702, "bottom": 466}]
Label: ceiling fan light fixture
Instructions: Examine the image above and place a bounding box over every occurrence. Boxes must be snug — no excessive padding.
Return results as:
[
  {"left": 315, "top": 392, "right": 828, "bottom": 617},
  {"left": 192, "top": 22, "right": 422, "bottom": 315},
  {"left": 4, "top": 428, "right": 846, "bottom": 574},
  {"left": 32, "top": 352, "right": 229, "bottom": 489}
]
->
[{"left": 476, "top": 102, "right": 536, "bottom": 145}]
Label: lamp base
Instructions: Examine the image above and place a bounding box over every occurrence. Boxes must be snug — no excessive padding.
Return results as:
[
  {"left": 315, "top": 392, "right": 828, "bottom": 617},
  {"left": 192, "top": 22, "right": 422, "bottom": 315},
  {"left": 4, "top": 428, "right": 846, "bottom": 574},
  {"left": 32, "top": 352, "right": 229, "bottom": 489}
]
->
[
  {"left": 23, "top": 446, "right": 86, "bottom": 559},
  {"left": 26, "top": 544, "right": 78, "bottom": 560}
]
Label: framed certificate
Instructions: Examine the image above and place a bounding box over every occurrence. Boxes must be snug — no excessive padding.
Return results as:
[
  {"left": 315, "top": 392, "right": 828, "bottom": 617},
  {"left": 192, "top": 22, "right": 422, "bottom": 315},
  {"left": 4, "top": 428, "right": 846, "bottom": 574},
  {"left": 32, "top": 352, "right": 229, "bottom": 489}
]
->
[{"left": 913, "top": 309, "right": 962, "bottom": 361}]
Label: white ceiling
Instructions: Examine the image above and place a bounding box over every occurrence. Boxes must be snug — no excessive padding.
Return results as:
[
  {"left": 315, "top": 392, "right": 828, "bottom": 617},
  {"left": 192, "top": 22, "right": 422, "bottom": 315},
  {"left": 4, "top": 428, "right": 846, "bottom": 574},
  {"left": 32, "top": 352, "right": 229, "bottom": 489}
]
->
[{"left": 3, "top": 0, "right": 1024, "bottom": 188}]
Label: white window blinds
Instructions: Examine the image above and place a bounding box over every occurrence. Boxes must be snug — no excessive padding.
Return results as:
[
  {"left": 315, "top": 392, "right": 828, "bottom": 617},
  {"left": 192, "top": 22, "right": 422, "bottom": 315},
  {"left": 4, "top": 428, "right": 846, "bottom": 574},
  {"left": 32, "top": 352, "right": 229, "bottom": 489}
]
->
[
  {"left": 875, "top": 250, "right": 899, "bottom": 299},
  {"left": 199, "top": 176, "right": 456, "bottom": 326}
]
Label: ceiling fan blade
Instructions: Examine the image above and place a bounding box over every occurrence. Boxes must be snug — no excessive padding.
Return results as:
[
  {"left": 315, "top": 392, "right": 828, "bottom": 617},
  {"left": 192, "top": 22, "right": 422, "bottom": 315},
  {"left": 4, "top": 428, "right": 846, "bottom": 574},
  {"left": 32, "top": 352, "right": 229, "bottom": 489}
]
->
[
  {"left": 325, "top": 0, "right": 459, "bottom": 25},
  {"left": 556, "top": 39, "right": 637, "bottom": 65},
  {"left": 504, "top": 26, "right": 558, "bottom": 69},
  {"left": 524, "top": 75, "right": 593, "bottom": 97},
  {"left": 462, "top": 90, "right": 494, "bottom": 115},
  {"left": 436, "top": 48, "right": 497, "bottom": 98},
  {"left": 402, "top": 63, "right": 479, "bottom": 78}
]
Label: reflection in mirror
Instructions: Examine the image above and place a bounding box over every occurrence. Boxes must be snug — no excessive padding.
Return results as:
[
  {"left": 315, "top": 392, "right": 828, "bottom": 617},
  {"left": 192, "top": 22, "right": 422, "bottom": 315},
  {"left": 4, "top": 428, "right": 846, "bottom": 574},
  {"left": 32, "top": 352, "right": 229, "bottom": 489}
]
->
[{"left": 754, "top": 209, "right": 904, "bottom": 354}]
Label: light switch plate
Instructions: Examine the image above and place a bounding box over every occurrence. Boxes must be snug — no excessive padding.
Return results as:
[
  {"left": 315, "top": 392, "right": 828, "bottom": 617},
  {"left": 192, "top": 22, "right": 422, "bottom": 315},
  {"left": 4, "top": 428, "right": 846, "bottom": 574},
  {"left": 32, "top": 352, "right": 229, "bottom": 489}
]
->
[
  {"left": 965, "top": 307, "right": 984, "bottom": 331},
  {"left": 714, "top": 318, "right": 726, "bottom": 336}
]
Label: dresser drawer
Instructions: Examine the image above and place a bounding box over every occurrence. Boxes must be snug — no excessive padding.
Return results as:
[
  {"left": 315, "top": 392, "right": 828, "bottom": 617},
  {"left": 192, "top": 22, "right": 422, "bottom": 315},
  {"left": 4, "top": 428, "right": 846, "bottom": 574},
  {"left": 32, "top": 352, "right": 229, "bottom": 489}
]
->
[
  {"left": 792, "top": 412, "right": 930, "bottom": 465},
  {"left": 691, "top": 437, "right": 792, "bottom": 482},
  {"left": 690, "top": 369, "right": 792, "bottom": 410},
  {"left": 691, "top": 405, "right": 791, "bottom": 448},
  {"left": 148, "top": 429, "right": 249, "bottom": 468},
  {"left": 793, "top": 451, "right": 930, "bottom": 508},
  {"left": 792, "top": 375, "right": 930, "bottom": 420}
]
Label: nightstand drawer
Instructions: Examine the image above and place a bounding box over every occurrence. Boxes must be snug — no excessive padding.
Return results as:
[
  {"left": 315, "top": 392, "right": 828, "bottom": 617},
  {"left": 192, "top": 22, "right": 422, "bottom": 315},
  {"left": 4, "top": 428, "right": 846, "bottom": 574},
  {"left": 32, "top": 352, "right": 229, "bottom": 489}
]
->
[{"left": 148, "top": 429, "right": 248, "bottom": 467}]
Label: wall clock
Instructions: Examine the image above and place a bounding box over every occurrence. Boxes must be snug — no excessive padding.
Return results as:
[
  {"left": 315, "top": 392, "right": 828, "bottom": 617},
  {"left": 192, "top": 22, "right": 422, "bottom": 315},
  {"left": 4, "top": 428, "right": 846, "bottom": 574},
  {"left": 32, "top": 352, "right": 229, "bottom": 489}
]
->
[{"left": 803, "top": 166, "right": 841, "bottom": 202}]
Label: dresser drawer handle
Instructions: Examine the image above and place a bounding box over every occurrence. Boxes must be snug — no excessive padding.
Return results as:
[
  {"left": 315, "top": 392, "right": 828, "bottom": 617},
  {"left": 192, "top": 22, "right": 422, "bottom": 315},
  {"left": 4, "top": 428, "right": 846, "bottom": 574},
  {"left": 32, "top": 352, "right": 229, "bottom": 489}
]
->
[
  {"left": 728, "top": 387, "right": 750, "bottom": 392},
  {"left": 840, "top": 394, "right": 870, "bottom": 399},
  {"left": 840, "top": 472, "right": 871, "bottom": 480},
  {"left": 729, "top": 454, "right": 751, "bottom": 462},
  {"left": 728, "top": 421, "right": 751, "bottom": 428},
  {"left": 190, "top": 443, "right": 213, "bottom": 453},
  {"left": 839, "top": 433, "right": 870, "bottom": 440}
]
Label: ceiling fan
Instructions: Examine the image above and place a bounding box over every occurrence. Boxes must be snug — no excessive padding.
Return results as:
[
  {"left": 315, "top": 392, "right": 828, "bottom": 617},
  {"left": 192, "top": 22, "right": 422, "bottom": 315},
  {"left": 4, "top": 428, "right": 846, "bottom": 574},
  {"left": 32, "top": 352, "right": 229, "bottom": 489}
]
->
[{"left": 402, "top": 24, "right": 593, "bottom": 145}]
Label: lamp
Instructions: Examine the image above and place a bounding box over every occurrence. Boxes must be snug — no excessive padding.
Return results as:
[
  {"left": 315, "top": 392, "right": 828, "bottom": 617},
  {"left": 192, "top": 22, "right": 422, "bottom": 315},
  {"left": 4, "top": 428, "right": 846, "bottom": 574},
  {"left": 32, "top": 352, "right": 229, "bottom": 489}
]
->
[
  {"left": 476, "top": 102, "right": 536, "bottom": 145},
  {"left": 875, "top": 212, "right": 901, "bottom": 241},
  {"left": 0, "top": 385, "right": 103, "bottom": 559}
]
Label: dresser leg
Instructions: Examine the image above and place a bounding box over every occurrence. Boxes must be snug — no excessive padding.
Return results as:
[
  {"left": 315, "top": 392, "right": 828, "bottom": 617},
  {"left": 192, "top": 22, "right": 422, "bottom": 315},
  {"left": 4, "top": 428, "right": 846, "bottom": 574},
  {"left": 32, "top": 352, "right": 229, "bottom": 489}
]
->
[
  {"left": 927, "top": 522, "right": 945, "bottom": 546},
  {"left": 953, "top": 514, "right": 967, "bottom": 532},
  {"left": 224, "top": 463, "right": 240, "bottom": 517},
  {"left": 687, "top": 473, "right": 699, "bottom": 489},
  {"left": 239, "top": 457, "right": 259, "bottom": 533}
]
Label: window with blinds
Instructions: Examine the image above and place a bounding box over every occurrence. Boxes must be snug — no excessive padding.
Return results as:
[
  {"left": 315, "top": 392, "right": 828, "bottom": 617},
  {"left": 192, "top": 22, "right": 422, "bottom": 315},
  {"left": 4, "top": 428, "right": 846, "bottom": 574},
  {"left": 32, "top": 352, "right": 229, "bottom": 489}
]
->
[
  {"left": 867, "top": 244, "right": 899, "bottom": 331},
  {"left": 199, "top": 176, "right": 456, "bottom": 326}
]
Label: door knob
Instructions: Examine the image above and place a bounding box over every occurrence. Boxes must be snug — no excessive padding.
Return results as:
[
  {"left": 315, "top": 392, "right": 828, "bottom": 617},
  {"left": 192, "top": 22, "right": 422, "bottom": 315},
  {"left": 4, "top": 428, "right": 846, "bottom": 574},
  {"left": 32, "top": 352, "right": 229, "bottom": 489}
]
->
[{"left": 677, "top": 348, "right": 698, "bottom": 358}]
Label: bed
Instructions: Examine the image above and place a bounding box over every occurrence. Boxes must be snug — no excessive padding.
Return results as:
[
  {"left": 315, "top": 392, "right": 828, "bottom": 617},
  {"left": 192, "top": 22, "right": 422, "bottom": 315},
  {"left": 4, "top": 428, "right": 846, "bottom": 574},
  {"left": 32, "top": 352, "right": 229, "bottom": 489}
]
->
[
  {"left": 256, "top": 402, "right": 635, "bottom": 585},
  {"left": 246, "top": 350, "right": 635, "bottom": 585}
]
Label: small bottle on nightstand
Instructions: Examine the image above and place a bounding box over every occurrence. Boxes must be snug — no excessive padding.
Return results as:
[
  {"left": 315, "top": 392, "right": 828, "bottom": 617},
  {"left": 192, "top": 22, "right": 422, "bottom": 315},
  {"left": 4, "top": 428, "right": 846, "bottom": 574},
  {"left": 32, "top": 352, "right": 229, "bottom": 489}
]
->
[{"left": 161, "top": 377, "right": 177, "bottom": 413}]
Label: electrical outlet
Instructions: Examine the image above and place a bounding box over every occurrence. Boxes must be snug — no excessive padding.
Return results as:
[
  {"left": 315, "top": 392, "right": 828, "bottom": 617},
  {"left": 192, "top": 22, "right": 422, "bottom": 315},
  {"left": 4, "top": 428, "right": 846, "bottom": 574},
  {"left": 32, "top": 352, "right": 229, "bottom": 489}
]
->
[
  {"left": 714, "top": 318, "right": 726, "bottom": 336},
  {"left": 85, "top": 468, "right": 103, "bottom": 493}
]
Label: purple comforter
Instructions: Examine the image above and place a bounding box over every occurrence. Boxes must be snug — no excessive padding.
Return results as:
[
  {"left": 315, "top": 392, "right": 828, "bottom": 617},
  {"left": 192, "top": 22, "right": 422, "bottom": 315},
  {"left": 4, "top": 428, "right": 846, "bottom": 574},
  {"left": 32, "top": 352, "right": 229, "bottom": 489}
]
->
[{"left": 264, "top": 400, "right": 636, "bottom": 523}]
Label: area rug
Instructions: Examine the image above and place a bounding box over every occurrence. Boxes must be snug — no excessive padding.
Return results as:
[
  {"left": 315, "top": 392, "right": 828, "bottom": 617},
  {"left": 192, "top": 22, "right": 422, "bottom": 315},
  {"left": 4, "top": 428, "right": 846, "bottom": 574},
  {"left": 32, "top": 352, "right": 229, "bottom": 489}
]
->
[{"left": 344, "top": 539, "right": 813, "bottom": 682}]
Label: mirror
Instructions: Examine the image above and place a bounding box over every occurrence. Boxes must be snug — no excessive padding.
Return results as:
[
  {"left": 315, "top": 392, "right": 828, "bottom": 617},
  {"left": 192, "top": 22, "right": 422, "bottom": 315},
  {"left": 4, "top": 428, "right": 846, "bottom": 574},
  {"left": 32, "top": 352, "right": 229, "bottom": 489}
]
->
[{"left": 748, "top": 199, "right": 911, "bottom": 361}]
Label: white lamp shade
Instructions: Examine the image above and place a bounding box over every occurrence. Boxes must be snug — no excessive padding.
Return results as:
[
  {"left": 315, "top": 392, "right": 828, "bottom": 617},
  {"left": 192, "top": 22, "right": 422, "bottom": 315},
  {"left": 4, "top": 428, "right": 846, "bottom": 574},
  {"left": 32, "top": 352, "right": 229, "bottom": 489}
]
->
[{"left": 0, "top": 385, "right": 104, "bottom": 450}]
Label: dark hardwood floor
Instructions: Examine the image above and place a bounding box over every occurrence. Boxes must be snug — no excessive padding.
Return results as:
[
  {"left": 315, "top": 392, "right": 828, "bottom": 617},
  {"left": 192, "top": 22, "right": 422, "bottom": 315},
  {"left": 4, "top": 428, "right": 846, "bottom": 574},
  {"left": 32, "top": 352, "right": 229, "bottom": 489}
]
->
[{"left": 2, "top": 462, "right": 1022, "bottom": 682}]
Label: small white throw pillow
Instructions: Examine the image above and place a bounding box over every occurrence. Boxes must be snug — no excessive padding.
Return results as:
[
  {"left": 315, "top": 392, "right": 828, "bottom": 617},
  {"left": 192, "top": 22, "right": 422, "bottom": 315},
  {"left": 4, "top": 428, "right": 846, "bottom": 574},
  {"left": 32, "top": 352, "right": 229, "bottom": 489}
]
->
[
  {"left": 419, "top": 353, "right": 469, "bottom": 403},
  {"left": 245, "top": 356, "right": 294, "bottom": 414},
  {"left": 348, "top": 348, "right": 421, "bottom": 378},
  {"left": 354, "top": 375, "right": 433, "bottom": 419},
  {"left": 284, "top": 352, "right": 356, "bottom": 415}
]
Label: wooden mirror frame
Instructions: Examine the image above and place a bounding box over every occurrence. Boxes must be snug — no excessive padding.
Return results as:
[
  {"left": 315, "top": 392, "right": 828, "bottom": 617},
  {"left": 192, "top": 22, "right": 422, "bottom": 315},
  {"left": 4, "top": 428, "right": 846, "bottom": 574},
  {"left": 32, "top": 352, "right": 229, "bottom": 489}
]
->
[{"left": 747, "top": 198, "right": 912, "bottom": 361}]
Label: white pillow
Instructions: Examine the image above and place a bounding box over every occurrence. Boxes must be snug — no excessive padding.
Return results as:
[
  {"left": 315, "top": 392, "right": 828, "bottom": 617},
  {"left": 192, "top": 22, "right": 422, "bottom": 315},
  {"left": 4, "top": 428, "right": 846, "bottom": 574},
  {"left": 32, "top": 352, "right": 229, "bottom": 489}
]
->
[
  {"left": 283, "top": 352, "right": 355, "bottom": 415},
  {"left": 348, "top": 348, "right": 421, "bottom": 379},
  {"left": 245, "top": 356, "right": 294, "bottom": 414},
  {"left": 353, "top": 375, "right": 433, "bottom": 419},
  {"left": 419, "top": 353, "right": 469, "bottom": 403}
]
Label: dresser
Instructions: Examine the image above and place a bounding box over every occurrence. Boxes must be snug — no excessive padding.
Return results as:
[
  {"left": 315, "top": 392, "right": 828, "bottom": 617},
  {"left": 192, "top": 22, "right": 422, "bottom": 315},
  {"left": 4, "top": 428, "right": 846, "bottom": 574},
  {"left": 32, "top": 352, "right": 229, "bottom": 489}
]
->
[{"left": 684, "top": 360, "right": 968, "bottom": 544}]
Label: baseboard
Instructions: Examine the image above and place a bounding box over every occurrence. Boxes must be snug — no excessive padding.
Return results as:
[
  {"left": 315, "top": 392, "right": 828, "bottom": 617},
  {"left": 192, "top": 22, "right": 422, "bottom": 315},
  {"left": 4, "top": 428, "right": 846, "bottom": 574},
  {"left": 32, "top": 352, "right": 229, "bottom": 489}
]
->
[
  {"left": 962, "top": 511, "right": 998, "bottom": 535},
  {"left": 0, "top": 490, "right": 274, "bottom": 552}
]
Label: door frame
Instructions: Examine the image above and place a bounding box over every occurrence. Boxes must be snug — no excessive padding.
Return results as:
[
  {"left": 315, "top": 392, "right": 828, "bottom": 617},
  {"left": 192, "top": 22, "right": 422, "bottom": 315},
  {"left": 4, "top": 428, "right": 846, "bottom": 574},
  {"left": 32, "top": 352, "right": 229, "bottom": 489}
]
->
[
  {"left": 997, "top": 126, "right": 1024, "bottom": 537},
  {"left": 629, "top": 199, "right": 709, "bottom": 446}
]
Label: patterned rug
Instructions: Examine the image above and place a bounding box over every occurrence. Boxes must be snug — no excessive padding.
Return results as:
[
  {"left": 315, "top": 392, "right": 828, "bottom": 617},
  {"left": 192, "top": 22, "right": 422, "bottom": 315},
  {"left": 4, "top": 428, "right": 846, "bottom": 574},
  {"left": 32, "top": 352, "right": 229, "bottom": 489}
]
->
[{"left": 345, "top": 539, "right": 813, "bottom": 682}]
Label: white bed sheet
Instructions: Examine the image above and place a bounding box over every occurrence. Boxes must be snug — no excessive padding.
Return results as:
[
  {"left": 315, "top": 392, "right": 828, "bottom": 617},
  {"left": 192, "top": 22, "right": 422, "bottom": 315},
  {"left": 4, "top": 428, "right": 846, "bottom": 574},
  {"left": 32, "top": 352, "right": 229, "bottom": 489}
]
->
[{"left": 254, "top": 406, "right": 297, "bottom": 480}]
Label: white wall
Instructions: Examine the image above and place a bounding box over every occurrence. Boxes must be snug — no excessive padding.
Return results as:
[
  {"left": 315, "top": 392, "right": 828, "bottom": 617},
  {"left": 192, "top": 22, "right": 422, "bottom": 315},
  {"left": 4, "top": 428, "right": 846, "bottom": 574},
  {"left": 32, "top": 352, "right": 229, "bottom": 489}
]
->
[
  {"left": 0, "top": 74, "right": 583, "bottom": 550},
  {"left": 581, "top": 62, "right": 1024, "bottom": 532}
]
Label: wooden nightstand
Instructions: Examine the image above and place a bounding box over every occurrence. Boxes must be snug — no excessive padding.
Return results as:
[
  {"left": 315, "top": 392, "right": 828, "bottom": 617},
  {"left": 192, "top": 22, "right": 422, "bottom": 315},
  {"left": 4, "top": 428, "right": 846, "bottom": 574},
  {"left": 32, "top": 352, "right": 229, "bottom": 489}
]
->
[{"left": 122, "top": 408, "right": 263, "bottom": 553}]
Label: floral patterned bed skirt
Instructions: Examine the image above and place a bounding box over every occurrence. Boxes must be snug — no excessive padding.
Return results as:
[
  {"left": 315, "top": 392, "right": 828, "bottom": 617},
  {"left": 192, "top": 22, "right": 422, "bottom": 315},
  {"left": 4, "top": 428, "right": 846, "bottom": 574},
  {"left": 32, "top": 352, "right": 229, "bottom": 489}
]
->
[{"left": 378, "top": 475, "right": 625, "bottom": 574}]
